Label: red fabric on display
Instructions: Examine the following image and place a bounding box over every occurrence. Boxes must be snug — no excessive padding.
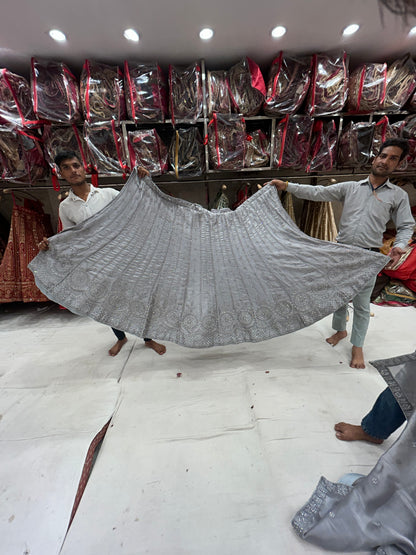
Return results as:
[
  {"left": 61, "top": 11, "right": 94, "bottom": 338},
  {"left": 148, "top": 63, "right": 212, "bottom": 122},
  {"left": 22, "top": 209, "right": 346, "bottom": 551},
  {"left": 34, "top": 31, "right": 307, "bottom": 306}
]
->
[{"left": 0, "top": 199, "right": 52, "bottom": 302}]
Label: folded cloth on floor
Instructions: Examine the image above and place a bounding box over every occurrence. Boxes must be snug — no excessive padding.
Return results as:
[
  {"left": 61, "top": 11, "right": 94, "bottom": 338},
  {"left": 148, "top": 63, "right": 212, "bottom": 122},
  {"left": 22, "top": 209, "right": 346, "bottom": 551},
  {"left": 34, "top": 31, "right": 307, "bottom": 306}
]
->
[{"left": 29, "top": 170, "right": 388, "bottom": 348}]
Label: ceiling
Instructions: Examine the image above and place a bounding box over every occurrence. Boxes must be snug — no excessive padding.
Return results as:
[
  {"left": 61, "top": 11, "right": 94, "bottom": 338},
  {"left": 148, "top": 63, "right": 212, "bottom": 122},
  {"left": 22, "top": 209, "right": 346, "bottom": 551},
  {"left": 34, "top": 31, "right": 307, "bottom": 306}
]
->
[{"left": 1, "top": 0, "right": 416, "bottom": 77}]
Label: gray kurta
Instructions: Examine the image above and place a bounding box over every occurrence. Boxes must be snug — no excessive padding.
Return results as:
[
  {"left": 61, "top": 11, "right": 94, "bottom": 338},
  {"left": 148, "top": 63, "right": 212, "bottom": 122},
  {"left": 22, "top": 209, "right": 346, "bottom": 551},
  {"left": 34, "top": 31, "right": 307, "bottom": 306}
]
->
[
  {"left": 29, "top": 170, "right": 388, "bottom": 348},
  {"left": 292, "top": 351, "right": 416, "bottom": 554}
]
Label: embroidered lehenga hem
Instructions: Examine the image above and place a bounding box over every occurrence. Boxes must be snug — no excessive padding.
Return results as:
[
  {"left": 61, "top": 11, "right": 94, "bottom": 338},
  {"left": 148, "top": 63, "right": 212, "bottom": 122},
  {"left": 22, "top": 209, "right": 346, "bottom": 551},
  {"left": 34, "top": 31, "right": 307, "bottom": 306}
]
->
[{"left": 29, "top": 170, "right": 388, "bottom": 348}]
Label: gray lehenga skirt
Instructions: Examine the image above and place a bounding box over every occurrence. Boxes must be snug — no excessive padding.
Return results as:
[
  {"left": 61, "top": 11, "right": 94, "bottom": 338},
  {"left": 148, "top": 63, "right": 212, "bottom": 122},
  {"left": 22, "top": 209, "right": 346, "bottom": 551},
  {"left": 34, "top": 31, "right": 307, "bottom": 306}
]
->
[{"left": 29, "top": 170, "right": 388, "bottom": 348}]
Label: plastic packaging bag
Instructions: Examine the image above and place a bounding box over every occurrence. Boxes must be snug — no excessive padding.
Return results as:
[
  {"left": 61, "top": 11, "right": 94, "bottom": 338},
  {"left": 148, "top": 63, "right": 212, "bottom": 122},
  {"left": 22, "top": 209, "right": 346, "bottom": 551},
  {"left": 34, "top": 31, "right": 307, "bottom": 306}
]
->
[
  {"left": 273, "top": 115, "right": 313, "bottom": 169},
  {"left": 337, "top": 121, "right": 374, "bottom": 168},
  {"left": 31, "top": 58, "right": 81, "bottom": 123},
  {"left": 43, "top": 124, "right": 90, "bottom": 188},
  {"left": 306, "top": 52, "right": 348, "bottom": 116},
  {"left": 207, "top": 113, "right": 246, "bottom": 170},
  {"left": 370, "top": 116, "right": 398, "bottom": 160},
  {"left": 80, "top": 60, "right": 126, "bottom": 124},
  {"left": 124, "top": 62, "right": 167, "bottom": 123},
  {"left": 84, "top": 121, "right": 128, "bottom": 176},
  {"left": 168, "top": 62, "right": 203, "bottom": 124},
  {"left": 245, "top": 129, "right": 270, "bottom": 168},
  {"left": 264, "top": 52, "right": 312, "bottom": 116},
  {"left": 169, "top": 127, "right": 204, "bottom": 177},
  {"left": 0, "top": 69, "right": 39, "bottom": 128},
  {"left": 128, "top": 128, "right": 168, "bottom": 175},
  {"left": 382, "top": 54, "right": 416, "bottom": 112},
  {"left": 206, "top": 70, "right": 231, "bottom": 115},
  {"left": 0, "top": 126, "right": 47, "bottom": 183},
  {"left": 306, "top": 119, "right": 338, "bottom": 172},
  {"left": 227, "top": 57, "right": 266, "bottom": 116},
  {"left": 347, "top": 63, "right": 387, "bottom": 113}
]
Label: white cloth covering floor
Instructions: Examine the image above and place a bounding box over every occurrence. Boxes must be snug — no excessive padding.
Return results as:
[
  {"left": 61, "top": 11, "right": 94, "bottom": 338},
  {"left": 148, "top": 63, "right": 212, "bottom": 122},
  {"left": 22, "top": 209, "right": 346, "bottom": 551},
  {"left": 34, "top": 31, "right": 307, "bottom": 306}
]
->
[{"left": 1, "top": 302, "right": 415, "bottom": 555}]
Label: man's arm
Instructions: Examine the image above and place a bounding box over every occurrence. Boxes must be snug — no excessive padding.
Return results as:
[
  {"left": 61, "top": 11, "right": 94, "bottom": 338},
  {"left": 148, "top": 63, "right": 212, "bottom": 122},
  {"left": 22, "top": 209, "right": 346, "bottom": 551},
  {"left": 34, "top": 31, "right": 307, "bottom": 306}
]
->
[
  {"left": 387, "top": 196, "right": 415, "bottom": 267},
  {"left": 266, "top": 179, "right": 347, "bottom": 202}
]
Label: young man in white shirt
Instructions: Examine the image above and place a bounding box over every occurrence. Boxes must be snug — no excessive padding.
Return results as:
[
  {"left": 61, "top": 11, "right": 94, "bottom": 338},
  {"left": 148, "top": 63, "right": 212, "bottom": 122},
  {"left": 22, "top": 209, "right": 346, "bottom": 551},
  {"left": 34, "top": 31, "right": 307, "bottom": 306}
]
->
[{"left": 38, "top": 151, "right": 166, "bottom": 357}]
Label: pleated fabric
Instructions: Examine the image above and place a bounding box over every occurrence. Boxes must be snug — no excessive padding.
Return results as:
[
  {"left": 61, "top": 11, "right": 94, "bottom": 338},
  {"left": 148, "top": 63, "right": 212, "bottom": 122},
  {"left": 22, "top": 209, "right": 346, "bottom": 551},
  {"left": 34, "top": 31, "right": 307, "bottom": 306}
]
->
[{"left": 29, "top": 170, "right": 388, "bottom": 348}]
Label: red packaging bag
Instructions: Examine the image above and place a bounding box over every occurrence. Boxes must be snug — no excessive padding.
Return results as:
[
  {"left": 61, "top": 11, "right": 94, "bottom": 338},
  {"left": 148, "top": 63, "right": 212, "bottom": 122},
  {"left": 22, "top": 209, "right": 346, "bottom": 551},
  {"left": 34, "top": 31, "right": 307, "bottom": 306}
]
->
[
  {"left": 207, "top": 113, "right": 246, "bottom": 170},
  {"left": 0, "top": 69, "right": 40, "bottom": 128},
  {"left": 31, "top": 58, "right": 81, "bottom": 123},
  {"left": 306, "top": 52, "right": 348, "bottom": 116},
  {"left": 347, "top": 63, "right": 387, "bottom": 113},
  {"left": 307, "top": 119, "right": 338, "bottom": 172},
  {"left": 227, "top": 57, "right": 266, "bottom": 116},
  {"left": 168, "top": 62, "right": 203, "bottom": 124},
  {"left": 81, "top": 60, "right": 126, "bottom": 124},
  {"left": 128, "top": 128, "right": 168, "bottom": 176},
  {"left": 84, "top": 121, "right": 128, "bottom": 176},
  {"left": 124, "top": 62, "right": 167, "bottom": 123},
  {"left": 264, "top": 52, "right": 312, "bottom": 116},
  {"left": 0, "top": 126, "right": 47, "bottom": 184},
  {"left": 273, "top": 115, "right": 313, "bottom": 169}
]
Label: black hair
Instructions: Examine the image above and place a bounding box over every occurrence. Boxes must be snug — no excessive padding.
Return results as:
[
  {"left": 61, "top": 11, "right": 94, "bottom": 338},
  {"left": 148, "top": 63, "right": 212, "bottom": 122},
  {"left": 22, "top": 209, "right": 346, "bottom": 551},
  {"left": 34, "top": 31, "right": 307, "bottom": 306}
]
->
[
  {"left": 378, "top": 138, "right": 409, "bottom": 161},
  {"left": 54, "top": 151, "right": 82, "bottom": 168}
]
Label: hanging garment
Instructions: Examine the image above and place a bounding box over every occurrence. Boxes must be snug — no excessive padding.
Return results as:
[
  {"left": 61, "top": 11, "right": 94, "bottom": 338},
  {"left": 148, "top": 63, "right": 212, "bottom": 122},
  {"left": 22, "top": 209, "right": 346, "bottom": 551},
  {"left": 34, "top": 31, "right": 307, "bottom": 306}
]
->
[
  {"left": 29, "top": 170, "right": 388, "bottom": 348},
  {"left": 0, "top": 198, "right": 52, "bottom": 302},
  {"left": 292, "top": 350, "right": 416, "bottom": 554}
]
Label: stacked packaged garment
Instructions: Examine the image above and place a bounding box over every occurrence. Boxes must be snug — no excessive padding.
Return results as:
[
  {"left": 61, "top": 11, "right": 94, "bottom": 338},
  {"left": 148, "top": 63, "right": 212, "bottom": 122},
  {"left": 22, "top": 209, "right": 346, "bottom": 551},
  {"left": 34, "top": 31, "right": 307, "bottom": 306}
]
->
[
  {"left": 169, "top": 127, "right": 204, "bottom": 177},
  {"left": 306, "top": 119, "right": 338, "bottom": 172},
  {"left": 273, "top": 115, "right": 313, "bottom": 169},
  {"left": 168, "top": 62, "right": 203, "bottom": 124},
  {"left": 84, "top": 122, "right": 128, "bottom": 176},
  {"left": 306, "top": 52, "right": 348, "bottom": 116},
  {"left": 31, "top": 58, "right": 81, "bottom": 123},
  {"left": 382, "top": 54, "right": 416, "bottom": 112},
  {"left": 337, "top": 121, "right": 374, "bottom": 168},
  {"left": 128, "top": 128, "right": 168, "bottom": 175},
  {"left": 227, "top": 57, "right": 266, "bottom": 116},
  {"left": 208, "top": 113, "right": 246, "bottom": 170},
  {"left": 124, "top": 62, "right": 167, "bottom": 123},
  {"left": 370, "top": 116, "right": 398, "bottom": 159},
  {"left": 0, "top": 126, "right": 47, "bottom": 183},
  {"left": 245, "top": 129, "right": 270, "bottom": 168},
  {"left": 43, "top": 124, "right": 90, "bottom": 188},
  {"left": 206, "top": 70, "right": 231, "bottom": 115},
  {"left": 347, "top": 63, "right": 387, "bottom": 113},
  {"left": 0, "top": 69, "right": 39, "bottom": 128},
  {"left": 263, "top": 52, "right": 312, "bottom": 116},
  {"left": 398, "top": 115, "right": 416, "bottom": 168},
  {"left": 80, "top": 60, "right": 126, "bottom": 124}
]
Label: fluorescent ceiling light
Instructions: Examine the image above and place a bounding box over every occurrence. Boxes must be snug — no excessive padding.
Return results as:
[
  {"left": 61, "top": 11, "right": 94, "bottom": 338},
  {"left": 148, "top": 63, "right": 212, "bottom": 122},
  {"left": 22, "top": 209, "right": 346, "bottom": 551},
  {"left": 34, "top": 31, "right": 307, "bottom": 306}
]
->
[
  {"left": 408, "top": 26, "right": 416, "bottom": 36},
  {"left": 49, "top": 29, "right": 67, "bottom": 42},
  {"left": 124, "top": 28, "right": 140, "bottom": 42},
  {"left": 199, "top": 28, "right": 214, "bottom": 40},
  {"left": 342, "top": 23, "right": 360, "bottom": 36},
  {"left": 271, "top": 26, "right": 286, "bottom": 38}
]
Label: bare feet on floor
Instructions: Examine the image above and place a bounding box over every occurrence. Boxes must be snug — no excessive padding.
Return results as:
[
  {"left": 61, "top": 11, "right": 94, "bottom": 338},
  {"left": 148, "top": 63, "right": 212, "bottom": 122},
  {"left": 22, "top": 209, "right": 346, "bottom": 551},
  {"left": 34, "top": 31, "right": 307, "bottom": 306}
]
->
[
  {"left": 108, "top": 337, "right": 128, "bottom": 356},
  {"left": 326, "top": 330, "right": 347, "bottom": 346},
  {"left": 334, "top": 422, "right": 383, "bottom": 444},
  {"left": 350, "top": 345, "right": 365, "bottom": 369},
  {"left": 145, "top": 340, "right": 166, "bottom": 355}
]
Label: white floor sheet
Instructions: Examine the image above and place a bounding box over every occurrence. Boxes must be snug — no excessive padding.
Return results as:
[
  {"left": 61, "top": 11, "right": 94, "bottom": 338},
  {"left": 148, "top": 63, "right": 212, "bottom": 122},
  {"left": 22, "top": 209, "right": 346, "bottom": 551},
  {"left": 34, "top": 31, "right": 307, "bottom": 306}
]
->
[{"left": 1, "top": 303, "right": 415, "bottom": 554}]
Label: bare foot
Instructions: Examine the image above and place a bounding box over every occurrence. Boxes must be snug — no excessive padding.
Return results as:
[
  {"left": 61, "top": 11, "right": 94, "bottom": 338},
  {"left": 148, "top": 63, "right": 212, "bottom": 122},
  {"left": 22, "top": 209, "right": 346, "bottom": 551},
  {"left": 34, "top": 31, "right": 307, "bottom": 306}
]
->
[
  {"left": 326, "top": 330, "right": 347, "bottom": 346},
  {"left": 108, "top": 337, "right": 127, "bottom": 356},
  {"left": 334, "top": 422, "right": 383, "bottom": 444},
  {"left": 145, "top": 340, "right": 166, "bottom": 355},
  {"left": 350, "top": 346, "right": 365, "bottom": 369}
]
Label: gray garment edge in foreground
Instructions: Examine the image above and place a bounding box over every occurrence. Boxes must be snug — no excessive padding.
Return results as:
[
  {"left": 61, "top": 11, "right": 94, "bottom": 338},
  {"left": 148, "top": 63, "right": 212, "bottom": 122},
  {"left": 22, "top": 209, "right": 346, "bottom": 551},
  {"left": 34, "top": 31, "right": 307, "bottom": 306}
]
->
[
  {"left": 292, "top": 350, "right": 416, "bottom": 555},
  {"left": 29, "top": 169, "right": 388, "bottom": 348}
]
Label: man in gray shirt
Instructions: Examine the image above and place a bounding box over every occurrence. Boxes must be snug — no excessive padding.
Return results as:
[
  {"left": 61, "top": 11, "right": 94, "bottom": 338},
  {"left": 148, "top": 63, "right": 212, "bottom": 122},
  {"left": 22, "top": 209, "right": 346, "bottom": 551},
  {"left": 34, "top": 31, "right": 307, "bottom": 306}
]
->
[{"left": 268, "top": 138, "right": 415, "bottom": 369}]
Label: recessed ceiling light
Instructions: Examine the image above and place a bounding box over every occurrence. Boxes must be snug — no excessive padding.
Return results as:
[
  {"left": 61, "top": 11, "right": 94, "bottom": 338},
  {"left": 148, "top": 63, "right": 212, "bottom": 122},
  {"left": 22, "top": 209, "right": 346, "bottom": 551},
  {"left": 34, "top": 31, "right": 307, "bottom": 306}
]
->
[
  {"left": 271, "top": 26, "right": 287, "bottom": 38},
  {"left": 199, "top": 28, "right": 214, "bottom": 40},
  {"left": 342, "top": 23, "right": 360, "bottom": 36},
  {"left": 124, "top": 28, "right": 139, "bottom": 42},
  {"left": 408, "top": 26, "right": 416, "bottom": 36},
  {"left": 49, "top": 29, "right": 67, "bottom": 42}
]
